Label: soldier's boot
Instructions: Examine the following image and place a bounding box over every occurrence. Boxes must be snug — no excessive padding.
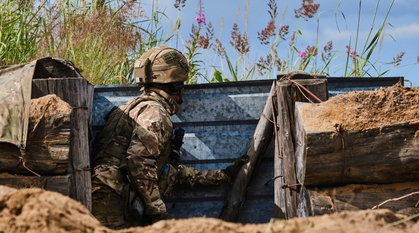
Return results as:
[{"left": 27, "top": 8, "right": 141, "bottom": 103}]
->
[{"left": 222, "top": 154, "right": 250, "bottom": 184}]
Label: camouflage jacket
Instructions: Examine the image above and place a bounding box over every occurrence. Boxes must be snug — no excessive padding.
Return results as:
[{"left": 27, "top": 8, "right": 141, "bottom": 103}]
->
[{"left": 92, "top": 87, "right": 180, "bottom": 217}]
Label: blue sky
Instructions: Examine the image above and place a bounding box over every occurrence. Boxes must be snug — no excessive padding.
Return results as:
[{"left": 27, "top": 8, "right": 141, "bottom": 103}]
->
[{"left": 141, "top": 0, "right": 419, "bottom": 85}]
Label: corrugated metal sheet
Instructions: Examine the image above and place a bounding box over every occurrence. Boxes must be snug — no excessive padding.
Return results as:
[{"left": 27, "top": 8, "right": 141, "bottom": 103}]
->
[{"left": 92, "top": 77, "right": 403, "bottom": 223}]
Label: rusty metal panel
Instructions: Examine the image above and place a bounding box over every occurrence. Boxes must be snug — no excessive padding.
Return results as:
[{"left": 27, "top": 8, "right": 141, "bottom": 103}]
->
[{"left": 91, "top": 77, "right": 403, "bottom": 223}]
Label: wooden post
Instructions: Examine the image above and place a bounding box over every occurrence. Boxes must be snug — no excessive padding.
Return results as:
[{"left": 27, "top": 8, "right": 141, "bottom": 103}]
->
[
  {"left": 32, "top": 78, "right": 93, "bottom": 211},
  {"left": 219, "top": 82, "right": 276, "bottom": 222},
  {"left": 275, "top": 72, "right": 328, "bottom": 219}
]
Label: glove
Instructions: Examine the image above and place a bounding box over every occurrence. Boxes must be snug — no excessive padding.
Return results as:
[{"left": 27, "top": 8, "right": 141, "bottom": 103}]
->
[{"left": 222, "top": 154, "right": 250, "bottom": 184}]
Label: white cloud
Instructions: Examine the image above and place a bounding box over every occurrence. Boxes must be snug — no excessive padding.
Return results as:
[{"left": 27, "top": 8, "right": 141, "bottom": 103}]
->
[
  {"left": 386, "top": 23, "right": 419, "bottom": 40},
  {"left": 322, "top": 28, "right": 369, "bottom": 43}
]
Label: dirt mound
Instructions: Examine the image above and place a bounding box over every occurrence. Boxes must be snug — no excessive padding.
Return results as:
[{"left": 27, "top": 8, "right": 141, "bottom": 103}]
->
[
  {"left": 0, "top": 186, "right": 110, "bottom": 233},
  {"left": 301, "top": 84, "right": 419, "bottom": 131},
  {"left": 122, "top": 209, "right": 417, "bottom": 233},
  {"left": 1, "top": 185, "right": 418, "bottom": 233},
  {"left": 30, "top": 94, "right": 72, "bottom": 117}
]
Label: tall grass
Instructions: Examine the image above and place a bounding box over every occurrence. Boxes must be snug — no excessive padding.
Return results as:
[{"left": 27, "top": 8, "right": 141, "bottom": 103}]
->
[
  {"left": 37, "top": 0, "right": 148, "bottom": 84},
  {"left": 0, "top": 0, "right": 173, "bottom": 85},
  {"left": 0, "top": 0, "right": 42, "bottom": 66}
]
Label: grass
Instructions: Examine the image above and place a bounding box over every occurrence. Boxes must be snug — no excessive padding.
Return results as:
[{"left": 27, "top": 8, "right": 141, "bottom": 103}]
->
[{"left": 0, "top": 0, "right": 42, "bottom": 66}]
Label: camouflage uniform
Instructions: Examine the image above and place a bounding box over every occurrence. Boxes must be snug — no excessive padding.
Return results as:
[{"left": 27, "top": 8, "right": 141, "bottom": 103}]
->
[{"left": 91, "top": 87, "right": 224, "bottom": 229}]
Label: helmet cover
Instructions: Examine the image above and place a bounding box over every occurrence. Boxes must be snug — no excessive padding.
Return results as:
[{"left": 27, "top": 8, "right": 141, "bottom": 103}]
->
[{"left": 134, "top": 46, "right": 189, "bottom": 85}]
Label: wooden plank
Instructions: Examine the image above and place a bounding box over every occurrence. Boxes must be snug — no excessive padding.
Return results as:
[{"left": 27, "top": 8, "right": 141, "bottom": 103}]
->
[
  {"left": 277, "top": 83, "right": 299, "bottom": 219},
  {"left": 301, "top": 182, "right": 419, "bottom": 216},
  {"left": 67, "top": 79, "right": 92, "bottom": 212},
  {"left": 295, "top": 102, "right": 419, "bottom": 186},
  {"left": 274, "top": 130, "right": 286, "bottom": 219},
  {"left": 0, "top": 174, "right": 72, "bottom": 196},
  {"left": 219, "top": 82, "right": 276, "bottom": 222}
]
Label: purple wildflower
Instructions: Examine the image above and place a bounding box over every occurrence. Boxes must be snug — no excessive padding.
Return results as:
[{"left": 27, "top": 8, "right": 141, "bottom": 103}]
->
[
  {"left": 346, "top": 46, "right": 358, "bottom": 57},
  {"left": 195, "top": 0, "right": 206, "bottom": 27},
  {"left": 298, "top": 50, "right": 307, "bottom": 60},
  {"left": 350, "top": 51, "right": 359, "bottom": 57},
  {"left": 195, "top": 13, "right": 206, "bottom": 25}
]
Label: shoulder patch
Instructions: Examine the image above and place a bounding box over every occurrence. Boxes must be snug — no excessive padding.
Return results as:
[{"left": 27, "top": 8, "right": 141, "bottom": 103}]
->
[{"left": 162, "top": 51, "right": 180, "bottom": 63}]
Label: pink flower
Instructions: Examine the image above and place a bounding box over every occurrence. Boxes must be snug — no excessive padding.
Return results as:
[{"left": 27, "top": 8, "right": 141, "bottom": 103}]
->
[
  {"left": 346, "top": 46, "right": 358, "bottom": 57},
  {"left": 298, "top": 50, "right": 307, "bottom": 60},
  {"left": 350, "top": 51, "right": 359, "bottom": 57},
  {"left": 195, "top": 13, "right": 206, "bottom": 25}
]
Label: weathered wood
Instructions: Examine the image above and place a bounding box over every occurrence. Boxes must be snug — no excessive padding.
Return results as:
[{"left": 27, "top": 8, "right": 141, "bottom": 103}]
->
[
  {"left": 295, "top": 102, "right": 419, "bottom": 186},
  {"left": 219, "top": 82, "right": 276, "bottom": 222},
  {"left": 275, "top": 76, "right": 328, "bottom": 219},
  {"left": 299, "top": 182, "right": 419, "bottom": 217},
  {"left": 277, "top": 83, "right": 299, "bottom": 219},
  {"left": 32, "top": 78, "right": 92, "bottom": 211},
  {"left": 0, "top": 113, "right": 71, "bottom": 174},
  {"left": 0, "top": 173, "right": 72, "bottom": 196},
  {"left": 274, "top": 127, "right": 286, "bottom": 219}
]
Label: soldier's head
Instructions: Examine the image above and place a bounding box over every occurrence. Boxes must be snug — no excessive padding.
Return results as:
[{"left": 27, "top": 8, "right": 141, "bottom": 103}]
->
[{"left": 134, "top": 46, "right": 189, "bottom": 104}]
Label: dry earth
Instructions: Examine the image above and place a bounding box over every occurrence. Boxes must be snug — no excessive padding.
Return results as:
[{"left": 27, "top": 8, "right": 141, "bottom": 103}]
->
[
  {"left": 0, "top": 186, "right": 418, "bottom": 233},
  {"left": 301, "top": 84, "right": 419, "bottom": 131},
  {"left": 30, "top": 94, "right": 72, "bottom": 117}
]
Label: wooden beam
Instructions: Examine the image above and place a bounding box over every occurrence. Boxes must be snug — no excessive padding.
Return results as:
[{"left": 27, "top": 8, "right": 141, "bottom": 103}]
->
[
  {"left": 0, "top": 174, "right": 72, "bottom": 196},
  {"left": 295, "top": 102, "right": 419, "bottom": 186},
  {"left": 219, "top": 82, "right": 276, "bottom": 222},
  {"left": 0, "top": 113, "right": 71, "bottom": 175},
  {"left": 298, "top": 182, "right": 419, "bottom": 217}
]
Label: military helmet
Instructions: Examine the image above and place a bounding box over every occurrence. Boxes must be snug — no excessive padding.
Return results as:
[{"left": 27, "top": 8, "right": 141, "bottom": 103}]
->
[{"left": 134, "top": 46, "right": 190, "bottom": 85}]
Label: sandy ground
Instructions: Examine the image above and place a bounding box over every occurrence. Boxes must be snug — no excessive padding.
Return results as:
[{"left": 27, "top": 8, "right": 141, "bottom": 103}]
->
[
  {"left": 0, "top": 186, "right": 418, "bottom": 233},
  {"left": 30, "top": 94, "right": 72, "bottom": 117},
  {"left": 301, "top": 84, "right": 419, "bottom": 131}
]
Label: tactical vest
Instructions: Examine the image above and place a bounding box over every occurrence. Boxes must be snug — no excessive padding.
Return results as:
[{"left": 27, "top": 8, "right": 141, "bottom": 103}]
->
[{"left": 92, "top": 94, "right": 171, "bottom": 168}]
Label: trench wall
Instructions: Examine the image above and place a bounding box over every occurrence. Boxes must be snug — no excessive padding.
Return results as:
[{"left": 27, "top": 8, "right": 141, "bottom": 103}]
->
[{"left": 92, "top": 77, "right": 402, "bottom": 223}]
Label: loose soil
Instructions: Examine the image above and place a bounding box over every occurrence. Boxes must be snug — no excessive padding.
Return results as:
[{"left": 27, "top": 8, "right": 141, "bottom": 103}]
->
[
  {"left": 1, "top": 186, "right": 419, "bottom": 233},
  {"left": 30, "top": 94, "right": 72, "bottom": 117},
  {"left": 301, "top": 84, "right": 419, "bottom": 131}
]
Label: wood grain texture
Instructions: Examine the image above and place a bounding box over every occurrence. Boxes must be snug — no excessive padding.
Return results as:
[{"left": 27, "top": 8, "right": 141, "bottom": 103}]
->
[
  {"left": 0, "top": 174, "right": 72, "bottom": 196},
  {"left": 0, "top": 113, "right": 71, "bottom": 174},
  {"left": 300, "top": 182, "right": 419, "bottom": 217},
  {"left": 32, "top": 78, "right": 92, "bottom": 211},
  {"left": 275, "top": 77, "right": 328, "bottom": 219},
  {"left": 295, "top": 102, "right": 419, "bottom": 186},
  {"left": 277, "top": 84, "right": 299, "bottom": 219},
  {"left": 274, "top": 123, "right": 286, "bottom": 219}
]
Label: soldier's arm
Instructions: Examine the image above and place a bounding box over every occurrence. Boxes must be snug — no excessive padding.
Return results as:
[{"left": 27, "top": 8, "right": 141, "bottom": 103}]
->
[{"left": 125, "top": 102, "right": 172, "bottom": 219}]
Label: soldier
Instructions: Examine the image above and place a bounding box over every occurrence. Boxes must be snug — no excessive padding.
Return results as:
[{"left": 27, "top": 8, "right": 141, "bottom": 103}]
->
[{"left": 91, "top": 46, "right": 248, "bottom": 229}]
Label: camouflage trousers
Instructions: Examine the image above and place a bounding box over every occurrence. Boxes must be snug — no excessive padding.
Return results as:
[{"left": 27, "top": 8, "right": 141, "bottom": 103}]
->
[{"left": 91, "top": 164, "right": 224, "bottom": 229}]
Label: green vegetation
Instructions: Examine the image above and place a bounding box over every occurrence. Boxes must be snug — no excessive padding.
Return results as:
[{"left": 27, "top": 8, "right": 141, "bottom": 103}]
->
[{"left": 0, "top": 0, "right": 417, "bottom": 85}]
